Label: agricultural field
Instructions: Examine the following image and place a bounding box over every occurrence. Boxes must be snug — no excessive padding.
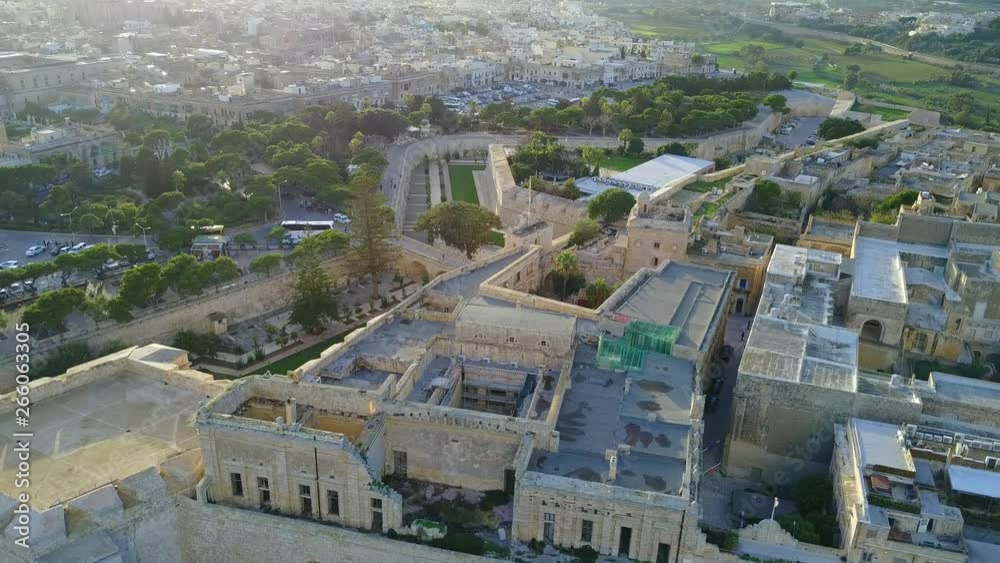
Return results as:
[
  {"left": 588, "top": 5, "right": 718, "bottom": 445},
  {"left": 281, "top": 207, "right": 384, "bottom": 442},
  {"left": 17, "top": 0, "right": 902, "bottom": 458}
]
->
[
  {"left": 612, "top": 9, "right": 1000, "bottom": 130},
  {"left": 447, "top": 164, "right": 483, "bottom": 205}
]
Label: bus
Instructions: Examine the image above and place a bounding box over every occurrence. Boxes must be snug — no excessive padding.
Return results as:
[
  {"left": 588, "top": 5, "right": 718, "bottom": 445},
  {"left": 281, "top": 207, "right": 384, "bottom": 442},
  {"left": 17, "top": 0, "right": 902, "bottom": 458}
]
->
[{"left": 280, "top": 220, "right": 336, "bottom": 244}]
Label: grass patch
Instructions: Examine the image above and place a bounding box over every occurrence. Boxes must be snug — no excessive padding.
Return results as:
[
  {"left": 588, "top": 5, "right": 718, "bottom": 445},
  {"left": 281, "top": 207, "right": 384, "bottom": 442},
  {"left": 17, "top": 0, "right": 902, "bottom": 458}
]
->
[
  {"left": 589, "top": 153, "right": 649, "bottom": 171},
  {"left": 448, "top": 164, "right": 483, "bottom": 205},
  {"left": 852, "top": 103, "right": 909, "bottom": 121},
  {"left": 487, "top": 230, "right": 505, "bottom": 247},
  {"left": 253, "top": 330, "right": 349, "bottom": 375},
  {"left": 684, "top": 178, "right": 729, "bottom": 193}
]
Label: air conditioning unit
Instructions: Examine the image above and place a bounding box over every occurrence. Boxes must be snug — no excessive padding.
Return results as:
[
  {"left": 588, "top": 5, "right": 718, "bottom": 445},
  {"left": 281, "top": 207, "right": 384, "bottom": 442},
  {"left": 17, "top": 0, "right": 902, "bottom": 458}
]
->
[
  {"left": 510, "top": 361, "right": 518, "bottom": 369},
  {"left": 905, "top": 424, "right": 917, "bottom": 437},
  {"left": 943, "top": 436, "right": 953, "bottom": 445},
  {"left": 458, "top": 355, "right": 467, "bottom": 363}
]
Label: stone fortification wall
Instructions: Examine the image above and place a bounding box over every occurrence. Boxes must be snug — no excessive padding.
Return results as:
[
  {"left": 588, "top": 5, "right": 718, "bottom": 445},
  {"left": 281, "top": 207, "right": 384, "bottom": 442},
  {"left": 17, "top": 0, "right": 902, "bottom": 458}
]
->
[{"left": 177, "top": 496, "right": 494, "bottom": 563}]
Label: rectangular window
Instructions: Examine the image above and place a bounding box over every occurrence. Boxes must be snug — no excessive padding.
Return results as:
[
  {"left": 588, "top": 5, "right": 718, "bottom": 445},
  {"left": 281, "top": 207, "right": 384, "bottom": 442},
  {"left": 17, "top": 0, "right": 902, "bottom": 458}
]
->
[
  {"left": 257, "top": 477, "right": 270, "bottom": 507},
  {"left": 581, "top": 519, "right": 593, "bottom": 542},
  {"left": 327, "top": 490, "right": 340, "bottom": 515},
  {"left": 543, "top": 512, "right": 555, "bottom": 542},
  {"left": 739, "top": 278, "right": 749, "bottom": 290},
  {"left": 371, "top": 498, "right": 383, "bottom": 509},
  {"left": 506, "top": 336, "right": 516, "bottom": 344},
  {"left": 653, "top": 242, "right": 661, "bottom": 249},
  {"left": 230, "top": 472, "right": 243, "bottom": 497},
  {"left": 299, "top": 484, "right": 312, "bottom": 516}
]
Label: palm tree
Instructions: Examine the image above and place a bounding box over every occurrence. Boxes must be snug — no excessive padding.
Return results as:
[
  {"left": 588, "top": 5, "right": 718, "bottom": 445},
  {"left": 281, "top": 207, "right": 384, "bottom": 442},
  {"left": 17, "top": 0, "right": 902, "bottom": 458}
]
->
[
  {"left": 618, "top": 128, "right": 634, "bottom": 155},
  {"left": 553, "top": 251, "right": 580, "bottom": 298},
  {"left": 586, "top": 279, "right": 614, "bottom": 307}
]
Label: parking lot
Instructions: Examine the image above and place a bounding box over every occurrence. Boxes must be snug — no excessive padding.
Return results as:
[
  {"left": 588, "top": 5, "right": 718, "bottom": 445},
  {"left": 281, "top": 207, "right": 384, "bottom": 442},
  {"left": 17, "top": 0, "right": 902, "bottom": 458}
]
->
[{"left": 774, "top": 116, "right": 825, "bottom": 149}]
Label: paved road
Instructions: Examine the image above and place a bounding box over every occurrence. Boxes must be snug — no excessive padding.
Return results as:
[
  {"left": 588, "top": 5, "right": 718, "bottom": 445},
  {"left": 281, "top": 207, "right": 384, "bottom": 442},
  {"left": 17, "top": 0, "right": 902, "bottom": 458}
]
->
[{"left": 0, "top": 230, "right": 152, "bottom": 266}]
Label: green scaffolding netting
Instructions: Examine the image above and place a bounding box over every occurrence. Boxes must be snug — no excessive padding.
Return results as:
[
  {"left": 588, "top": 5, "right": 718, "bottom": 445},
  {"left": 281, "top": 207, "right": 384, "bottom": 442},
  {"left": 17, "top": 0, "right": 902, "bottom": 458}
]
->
[{"left": 596, "top": 320, "right": 680, "bottom": 372}]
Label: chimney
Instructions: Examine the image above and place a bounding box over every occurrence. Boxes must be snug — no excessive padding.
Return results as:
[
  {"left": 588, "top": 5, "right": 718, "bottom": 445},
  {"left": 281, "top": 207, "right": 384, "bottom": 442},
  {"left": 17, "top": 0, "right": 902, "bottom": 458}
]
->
[
  {"left": 285, "top": 398, "right": 297, "bottom": 423},
  {"left": 608, "top": 454, "right": 618, "bottom": 482},
  {"left": 624, "top": 377, "right": 632, "bottom": 395}
]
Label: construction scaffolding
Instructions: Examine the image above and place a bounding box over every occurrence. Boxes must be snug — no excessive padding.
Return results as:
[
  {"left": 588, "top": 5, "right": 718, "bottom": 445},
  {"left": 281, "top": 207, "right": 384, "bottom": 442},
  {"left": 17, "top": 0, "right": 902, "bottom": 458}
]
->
[{"left": 597, "top": 320, "right": 680, "bottom": 372}]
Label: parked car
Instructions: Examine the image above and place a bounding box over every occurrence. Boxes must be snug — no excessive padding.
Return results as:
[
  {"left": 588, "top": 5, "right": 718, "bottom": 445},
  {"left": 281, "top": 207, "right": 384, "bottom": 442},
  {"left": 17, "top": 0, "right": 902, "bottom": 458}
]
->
[
  {"left": 102, "top": 259, "right": 120, "bottom": 272},
  {"left": 0, "top": 260, "right": 19, "bottom": 269},
  {"left": 25, "top": 245, "right": 44, "bottom": 257},
  {"left": 52, "top": 245, "right": 70, "bottom": 256},
  {"left": 709, "top": 377, "right": 725, "bottom": 396},
  {"left": 333, "top": 213, "right": 351, "bottom": 224},
  {"left": 706, "top": 394, "right": 720, "bottom": 413},
  {"left": 67, "top": 242, "right": 88, "bottom": 254}
]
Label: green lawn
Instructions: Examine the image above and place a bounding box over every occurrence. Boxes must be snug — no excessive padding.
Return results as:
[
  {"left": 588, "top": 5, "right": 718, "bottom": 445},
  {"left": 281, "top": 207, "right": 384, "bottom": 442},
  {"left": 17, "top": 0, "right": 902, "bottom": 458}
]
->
[
  {"left": 253, "top": 330, "right": 349, "bottom": 376},
  {"left": 448, "top": 164, "right": 483, "bottom": 205},
  {"left": 684, "top": 178, "right": 730, "bottom": 193},
  {"left": 586, "top": 153, "right": 650, "bottom": 172},
  {"left": 487, "top": 230, "right": 506, "bottom": 247},
  {"left": 852, "top": 103, "right": 910, "bottom": 121}
]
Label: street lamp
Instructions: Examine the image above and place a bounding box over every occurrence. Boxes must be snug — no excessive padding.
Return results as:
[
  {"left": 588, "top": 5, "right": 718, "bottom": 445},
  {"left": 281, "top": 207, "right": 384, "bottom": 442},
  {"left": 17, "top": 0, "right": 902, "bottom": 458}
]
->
[
  {"left": 60, "top": 206, "right": 80, "bottom": 237},
  {"left": 105, "top": 208, "right": 123, "bottom": 241},
  {"left": 134, "top": 223, "right": 151, "bottom": 249}
]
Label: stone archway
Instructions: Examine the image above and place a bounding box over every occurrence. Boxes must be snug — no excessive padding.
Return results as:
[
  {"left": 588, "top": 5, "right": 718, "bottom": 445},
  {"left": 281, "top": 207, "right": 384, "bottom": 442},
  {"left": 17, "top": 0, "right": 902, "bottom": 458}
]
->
[
  {"left": 861, "top": 319, "right": 883, "bottom": 342},
  {"left": 402, "top": 260, "right": 430, "bottom": 284}
]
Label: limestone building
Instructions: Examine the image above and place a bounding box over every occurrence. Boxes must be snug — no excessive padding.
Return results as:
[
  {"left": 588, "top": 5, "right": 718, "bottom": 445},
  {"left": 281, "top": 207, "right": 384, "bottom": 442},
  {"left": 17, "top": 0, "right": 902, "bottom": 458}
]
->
[
  {"left": 0, "top": 249, "right": 742, "bottom": 563},
  {"left": 846, "top": 213, "right": 1000, "bottom": 369},
  {"left": 197, "top": 249, "right": 734, "bottom": 562},
  {"left": 832, "top": 419, "right": 969, "bottom": 563},
  {"left": 725, "top": 244, "right": 924, "bottom": 480}
]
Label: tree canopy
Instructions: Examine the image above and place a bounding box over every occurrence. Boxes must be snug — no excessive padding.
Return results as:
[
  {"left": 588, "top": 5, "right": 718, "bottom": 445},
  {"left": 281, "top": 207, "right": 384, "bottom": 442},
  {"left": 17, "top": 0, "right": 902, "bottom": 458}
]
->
[
  {"left": 415, "top": 202, "right": 503, "bottom": 259},
  {"left": 818, "top": 117, "right": 865, "bottom": 140},
  {"left": 587, "top": 189, "right": 636, "bottom": 223}
]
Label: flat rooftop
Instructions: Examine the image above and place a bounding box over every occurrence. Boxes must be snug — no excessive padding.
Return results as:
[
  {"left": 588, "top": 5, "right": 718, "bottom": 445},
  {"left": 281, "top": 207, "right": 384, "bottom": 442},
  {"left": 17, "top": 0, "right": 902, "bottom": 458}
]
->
[
  {"left": 929, "top": 372, "right": 1000, "bottom": 411},
  {"left": 0, "top": 372, "right": 203, "bottom": 509},
  {"left": 459, "top": 296, "right": 576, "bottom": 336},
  {"left": 948, "top": 465, "right": 1000, "bottom": 500},
  {"left": 434, "top": 250, "right": 524, "bottom": 298},
  {"left": 852, "top": 419, "right": 913, "bottom": 474},
  {"left": 613, "top": 262, "right": 730, "bottom": 351},
  {"left": 852, "top": 237, "right": 949, "bottom": 304},
  {"left": 531, "top": 345, "right": 693, "bottom": 495},
  {"left": 305, "top": 318, "right": 450, "bottom": 385},
  {"left": 768, "top": 245, "right": 841, "bottom": 281},
  {"left": 610, "top": 153, "right": 714, "bottom": 190},
  {"left": 740, "top": 316, "right": 858, "bottom": 391}
]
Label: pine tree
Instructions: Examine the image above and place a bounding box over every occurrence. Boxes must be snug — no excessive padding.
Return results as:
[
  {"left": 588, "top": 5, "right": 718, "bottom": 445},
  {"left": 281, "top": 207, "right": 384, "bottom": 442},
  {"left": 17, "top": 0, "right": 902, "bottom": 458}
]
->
[
  {"left": 346, "top": 167, "right": 399, "bottom": 299},
  {"left": 290, "top": 250, "right": 339, "bottom": 334}
]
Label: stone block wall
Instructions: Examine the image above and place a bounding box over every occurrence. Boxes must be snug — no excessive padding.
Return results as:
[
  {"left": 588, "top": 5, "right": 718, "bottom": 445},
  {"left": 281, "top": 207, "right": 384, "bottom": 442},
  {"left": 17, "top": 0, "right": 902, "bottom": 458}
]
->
[
  {"left": 514, "top": 473, "right": 698, "bottom": 562},
  {"left": 383, "top": 418, "right": 521, "bottom": 491},
  {"left": 177, "top": 496, "right": 494, "bottom": 563}
]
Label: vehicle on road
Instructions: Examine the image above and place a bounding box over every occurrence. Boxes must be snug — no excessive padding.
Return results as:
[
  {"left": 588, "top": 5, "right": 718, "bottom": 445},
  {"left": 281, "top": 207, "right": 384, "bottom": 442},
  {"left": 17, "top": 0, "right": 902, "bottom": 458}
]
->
[
  {"left": 25, "top": 245, "right": 44, "bottom": 257},
  {"left": 67, "top": 242, "right": 88, "bottom": 254},
  {"left": 280, "top": 220, "right": 336, "bottom": 242},
  {"left": 706, "top": 394, "right": 720, "bottom": 413},
  {"left": 333, "top": 213, "right": 351, "bottom": 224},
  {"left": 0, "top": 260, "right": 19, "bottom": 269},
  {"left": 708, "top": 377, "right": 725, "bottom": 396},
  {"left": 52, "top": 245, "right": 70, "bottom": 256}
]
